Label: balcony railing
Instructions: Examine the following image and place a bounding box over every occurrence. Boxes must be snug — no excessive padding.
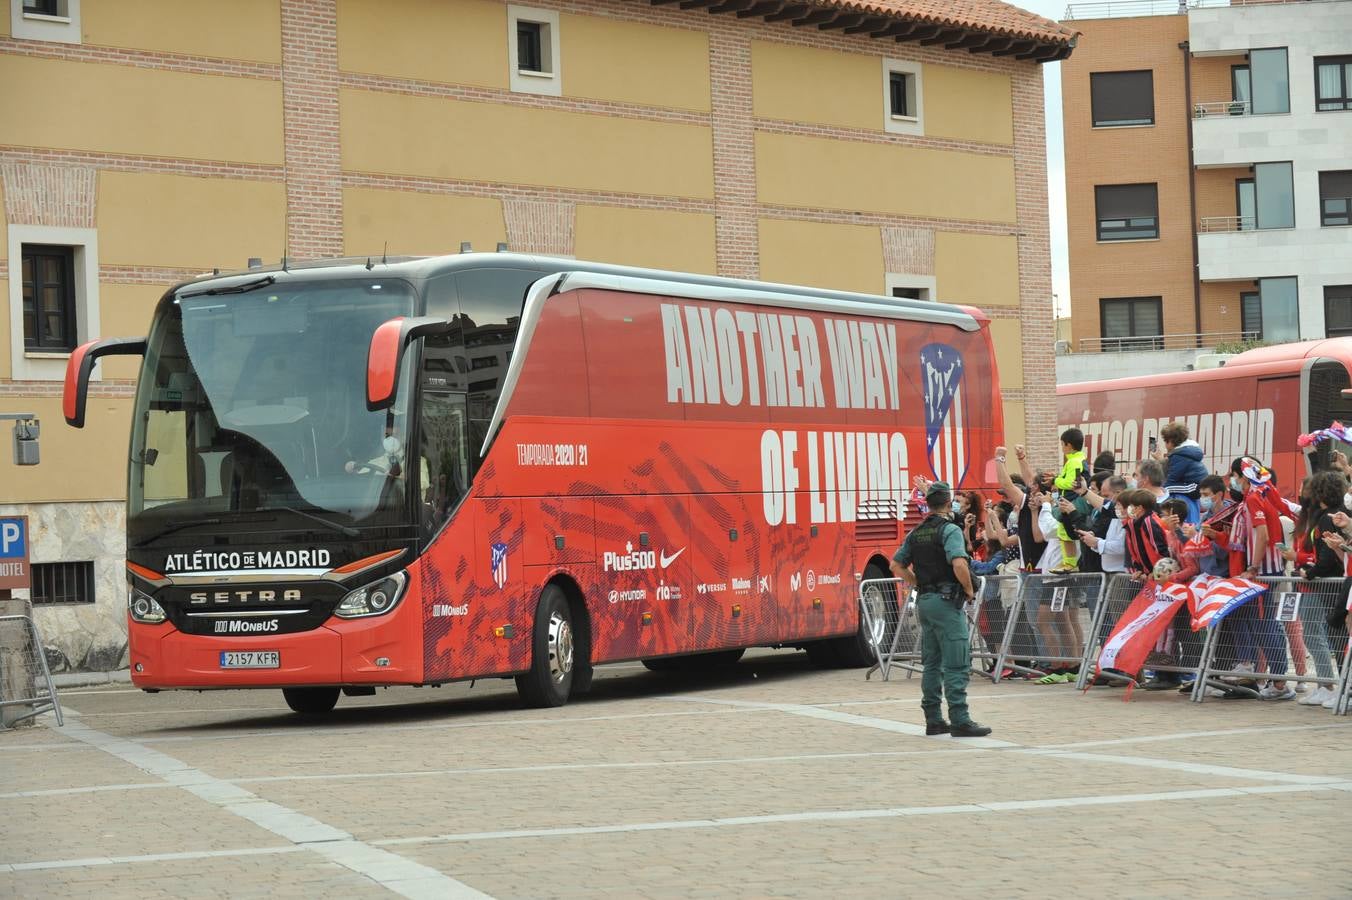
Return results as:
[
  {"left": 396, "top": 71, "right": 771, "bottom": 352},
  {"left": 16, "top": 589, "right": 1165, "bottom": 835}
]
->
[
  {"left": 1199, "top": 215, "right": 1256, "bottom": 233},
  {"left": 1193, "top": 99, "right": 1250, "bottom": 118},
  {"left": 1064, "top": 1, "right": 1185, "bottom": 19},
  {"left": 1067, "top": 0, "right": 1340, "bottom": 20},
  {"left": 1078, "top": 331, "right": 1259, "bottom": 353}
]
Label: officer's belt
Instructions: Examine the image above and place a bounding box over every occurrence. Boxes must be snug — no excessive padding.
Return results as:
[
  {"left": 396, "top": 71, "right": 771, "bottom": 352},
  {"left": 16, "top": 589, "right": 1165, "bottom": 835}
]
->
[{"left": 917, "top": 582, "right": 960, "bottom": 593}]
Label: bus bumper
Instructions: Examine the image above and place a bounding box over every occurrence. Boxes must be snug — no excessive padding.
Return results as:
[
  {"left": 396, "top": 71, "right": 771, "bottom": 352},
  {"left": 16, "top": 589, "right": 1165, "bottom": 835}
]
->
[{"left": 127, "top": 614, "right": 423, "bottom": 689}]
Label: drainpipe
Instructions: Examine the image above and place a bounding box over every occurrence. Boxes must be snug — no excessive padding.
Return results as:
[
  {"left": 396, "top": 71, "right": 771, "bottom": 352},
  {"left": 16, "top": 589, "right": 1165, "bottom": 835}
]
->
[{"left": 1181, "top": 40, "right": 1203, "bottom": 346}]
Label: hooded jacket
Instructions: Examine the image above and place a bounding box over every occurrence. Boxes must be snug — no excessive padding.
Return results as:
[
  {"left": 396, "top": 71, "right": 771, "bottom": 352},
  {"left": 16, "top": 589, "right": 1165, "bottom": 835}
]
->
[{"left": 1163, "top": 440, "right": 1208, "bottom": 495}]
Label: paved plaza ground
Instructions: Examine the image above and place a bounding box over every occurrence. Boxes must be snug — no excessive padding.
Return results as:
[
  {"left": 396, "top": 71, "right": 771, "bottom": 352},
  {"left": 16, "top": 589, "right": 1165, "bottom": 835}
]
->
[{"left": 3, "top": 650, "right": 1350, "bottom": 899}]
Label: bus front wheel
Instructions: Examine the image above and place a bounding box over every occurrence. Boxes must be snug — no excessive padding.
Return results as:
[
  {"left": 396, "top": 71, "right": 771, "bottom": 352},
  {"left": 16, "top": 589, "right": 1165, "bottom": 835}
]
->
[
  {"left": 282, "top": 687, "right": 340, "bottom": 715},
  {"left": 516, "top": 584, "right": 575, "bottom": 708}
]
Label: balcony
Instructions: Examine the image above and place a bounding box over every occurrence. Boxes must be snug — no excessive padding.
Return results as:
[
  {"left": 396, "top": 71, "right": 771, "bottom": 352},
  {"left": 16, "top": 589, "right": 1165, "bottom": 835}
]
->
[
  {"left": 1199, "top": 215, "right": 1254, "bottom": 233},
  {"left": 1077, "top": 330, "right": 1257, "bottom": 353},
  {"left": 1063, "top": 1, "right": 1184, "bottom": 19},
  {"left": 1192, "top": 99, "right": 1249, "bottom": 119}
]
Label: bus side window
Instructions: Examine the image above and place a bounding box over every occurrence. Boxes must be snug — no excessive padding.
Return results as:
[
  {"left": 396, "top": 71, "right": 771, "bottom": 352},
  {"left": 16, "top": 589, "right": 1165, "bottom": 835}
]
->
[
  {"left": 454, "top": 267, "right": 542, "bottom": 472},
  {"left": 418, "top": 391, "right": 469, "bottom": 540}
]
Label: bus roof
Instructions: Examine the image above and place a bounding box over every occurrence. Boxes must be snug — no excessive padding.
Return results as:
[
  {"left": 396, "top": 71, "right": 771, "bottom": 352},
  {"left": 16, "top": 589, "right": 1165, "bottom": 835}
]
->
[
  {"left": 167, "top": 252, "right": 982, "bottom": 331},
  {"left": 1059, "top": 338, "right": 1352, "bottom": 395}
]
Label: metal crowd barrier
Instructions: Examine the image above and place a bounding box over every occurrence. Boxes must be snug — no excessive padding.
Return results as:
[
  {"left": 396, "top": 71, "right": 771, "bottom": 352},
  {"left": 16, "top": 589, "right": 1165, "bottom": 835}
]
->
[
  {"left": 992, "top": 573, "right": 1104, "bottom": 684},
  {"left": 0, "top": 612, "right": 63, "bottom": 729},
  {"left": 1337, "top": 640, "right": 1351, "bottom": 716},
  {"left": 859, "top": 576, "right": 988, "bottom": 682},
  {"left": 970, "top": 574, "right": 1022, "bottom": 680},
  {"left": 1075, "top": 573, "right": 1206, "bottom": 692},
  {"left": 1192, "top": 576, "right": 1352, "bottom": 706}
]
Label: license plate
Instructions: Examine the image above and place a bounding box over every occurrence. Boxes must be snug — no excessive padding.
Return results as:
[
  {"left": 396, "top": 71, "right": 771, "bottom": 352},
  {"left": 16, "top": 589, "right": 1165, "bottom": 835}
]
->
[{"left": 219, "top": 650, "right": 280, "bottom": 669}]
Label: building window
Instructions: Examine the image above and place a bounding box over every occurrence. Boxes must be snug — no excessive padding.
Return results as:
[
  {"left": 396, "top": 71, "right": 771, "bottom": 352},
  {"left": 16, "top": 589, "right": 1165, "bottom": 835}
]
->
[
  {"left": 1325, "top": 285, "right": 1352, "bottom": 338},
  {"left": 1249, "top": 48, "right": 1290, "bottom": 115},
  {"left": 1100, "top": 296, "right": 1162, "bottom": 351},
  {"left": 885, "top": 273, "right": 935, "bottom": 302},
  {"left": 1241, "top": 290, "right": 1262, "bottom": 338},
  {"left": 1090, "top": 70, "right": 1153, "bottom": 127},
  {"left": 881, "top": 59, "right": 923, "bottom": 136},
  {"left": 1315, "top": 55, "right": 1352, "bottom": 111},
  {"left": 21, "top": 244, "right": 77, "bottom": 352},
  {"left": 1236, "top": 178, "right": 1256, "bottom": 231},
  {"left": 1257, "top": 276, "right": 1300, "bottom": 342},
  {"left": 1232, "top": 64, "right": 1250, "bottom": 110},
  {"left": 30, "top": 561, "right": 95, "bottom": 605},
  {"left": 12, "top": 0, "right": 80, "bottom": 42},
  {"left": 8, "top": 224, "right": 100, "bottom": 381},
  {"left": 1320, "top": 171, "right": 1352, "bottom": 226},
  {"left": 1095, "top": 183, "right": 1158, "bottom": 241},
  {"left": 889, "top": 72, "right": 911, "bottom": 118},
  {"left": 507, "top": 6, "right": 560, "bottom": 97},
  {"left": 516, "top": 20, "right": 544, "bottom": 73},
  {"left": 1254, "top": 161, "right": 1295, "bottom": 230}
]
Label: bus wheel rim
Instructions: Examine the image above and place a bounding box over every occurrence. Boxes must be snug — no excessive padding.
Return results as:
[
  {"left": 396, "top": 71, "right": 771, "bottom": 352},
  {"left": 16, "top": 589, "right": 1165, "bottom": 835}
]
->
[
  {"left": 863, "top": 585, "right": 886, "bottom": 648},
  {"left": 548, "top": 611, "right": 574, "bottom": 683}
]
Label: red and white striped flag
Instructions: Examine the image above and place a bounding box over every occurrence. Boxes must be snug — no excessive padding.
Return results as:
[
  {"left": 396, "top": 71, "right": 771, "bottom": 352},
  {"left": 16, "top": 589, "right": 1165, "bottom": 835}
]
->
[{"left": 1190, "top": 576, "right": 1266, "bottom": 631}]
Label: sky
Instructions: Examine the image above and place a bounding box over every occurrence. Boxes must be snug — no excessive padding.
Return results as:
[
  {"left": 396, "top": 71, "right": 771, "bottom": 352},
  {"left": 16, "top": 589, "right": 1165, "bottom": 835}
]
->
[{"left": 1015, "top": 0, "right": 1072, "bottom": 318}]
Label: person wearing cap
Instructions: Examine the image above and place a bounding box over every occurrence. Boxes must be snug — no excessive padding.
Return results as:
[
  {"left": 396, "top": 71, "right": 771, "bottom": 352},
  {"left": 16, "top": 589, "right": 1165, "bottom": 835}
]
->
[{"left": 890, "top": 480, "right": 993, "bottom": 738}]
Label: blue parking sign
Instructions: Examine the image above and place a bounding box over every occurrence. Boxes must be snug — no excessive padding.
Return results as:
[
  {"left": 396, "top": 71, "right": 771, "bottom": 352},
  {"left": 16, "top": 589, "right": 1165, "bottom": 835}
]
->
[{"left": 0, "top": 516, "right": 31, "bottom": 590}]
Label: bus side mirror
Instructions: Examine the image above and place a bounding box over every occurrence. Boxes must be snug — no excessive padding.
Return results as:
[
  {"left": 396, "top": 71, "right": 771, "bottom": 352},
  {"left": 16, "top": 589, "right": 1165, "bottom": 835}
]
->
[
  {"left": 63, "top": 337, "right": 147, "bottom": 428},
  {"left": 366, "top": 316, "right": 455, "bottom": 411}
]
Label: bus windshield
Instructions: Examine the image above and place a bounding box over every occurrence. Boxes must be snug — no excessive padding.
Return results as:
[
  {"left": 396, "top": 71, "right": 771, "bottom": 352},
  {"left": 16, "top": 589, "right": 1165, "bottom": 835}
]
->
[
  {"left": 127, "top": 277, "right": 417, "bottom": 547},
  {"left": 1307, "top": 358, "right": 1352, "bottom": 471}
]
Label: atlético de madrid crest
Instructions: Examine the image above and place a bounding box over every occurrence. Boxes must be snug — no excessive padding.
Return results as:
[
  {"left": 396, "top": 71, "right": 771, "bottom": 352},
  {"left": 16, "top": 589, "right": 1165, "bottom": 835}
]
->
[
  {"left": 920, "top": 343, "right": 968, "bottom": 488},
  {"left": 490, "top": 542, "right": 508, "bottom": 590}
]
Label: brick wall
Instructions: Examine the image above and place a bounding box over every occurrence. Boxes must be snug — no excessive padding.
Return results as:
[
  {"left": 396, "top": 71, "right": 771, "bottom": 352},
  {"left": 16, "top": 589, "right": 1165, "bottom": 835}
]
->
[
  {"left": 0, "top": 0, "right": 1058, "bottom": 454},
  {"left": 1062, "top": 14, "right": 1196, "bottom": 346}
]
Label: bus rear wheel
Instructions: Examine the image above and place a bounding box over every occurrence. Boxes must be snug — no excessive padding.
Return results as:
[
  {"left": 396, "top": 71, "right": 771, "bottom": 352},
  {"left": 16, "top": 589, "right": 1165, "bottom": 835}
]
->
[
  {"left": 282, "top": 687, "right": 340, "bottom": 715},
  {"left": 516, "top": 584, "right": 575, "bottom": 708},
  {"left": 823, "top": 561, "right": 897, "bottom": 668}
]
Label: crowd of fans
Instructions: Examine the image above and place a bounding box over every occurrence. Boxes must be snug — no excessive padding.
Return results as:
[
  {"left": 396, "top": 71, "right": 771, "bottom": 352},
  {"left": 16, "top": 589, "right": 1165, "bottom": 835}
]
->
[{"left": 912, "top": 422, "right": 1350, "bottom": 707}]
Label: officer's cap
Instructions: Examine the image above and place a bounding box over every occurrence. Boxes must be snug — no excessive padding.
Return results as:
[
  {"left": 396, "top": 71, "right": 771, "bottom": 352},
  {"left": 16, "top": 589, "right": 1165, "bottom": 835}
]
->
[{"left": 925, "top": 481, "right": 952, "bottom": 500}]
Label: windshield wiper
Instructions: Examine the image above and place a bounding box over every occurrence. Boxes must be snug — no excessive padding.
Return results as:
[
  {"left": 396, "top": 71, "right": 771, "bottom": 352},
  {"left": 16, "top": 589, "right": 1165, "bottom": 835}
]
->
[
  {"left": 180, "top": 274, "right": 276, "bottom": 299},
  {"left": 257, "top": 506, "right": 361, "bottom": 539},
  {"left": 133, "top": 518, "right": 224, "bottom": 547}
]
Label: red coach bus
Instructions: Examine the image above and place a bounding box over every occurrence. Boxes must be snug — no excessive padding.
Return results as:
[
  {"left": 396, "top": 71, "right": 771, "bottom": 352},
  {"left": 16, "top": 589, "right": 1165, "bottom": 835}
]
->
[
  {"left": 1058, "top": 339, "right": 1352, "bottom": 491},
  {"left": 64, "top": 254, "right": 1003, "bottom": 713}
]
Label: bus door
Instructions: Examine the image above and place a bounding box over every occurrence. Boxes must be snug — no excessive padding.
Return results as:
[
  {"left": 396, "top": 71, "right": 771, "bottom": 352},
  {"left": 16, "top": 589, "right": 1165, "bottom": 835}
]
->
[
  {"left": 1302, "top": 359, "right": 1352, "bottom": 475},
  {"left": 1256, "top": 375, "right": 1300, "bottom": 488}
]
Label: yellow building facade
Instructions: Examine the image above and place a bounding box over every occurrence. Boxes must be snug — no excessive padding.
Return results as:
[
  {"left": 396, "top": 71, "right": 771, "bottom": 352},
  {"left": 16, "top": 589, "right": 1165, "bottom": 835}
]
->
[{"left": 0, "top": 0, "right": 1072, "bottom": 669}]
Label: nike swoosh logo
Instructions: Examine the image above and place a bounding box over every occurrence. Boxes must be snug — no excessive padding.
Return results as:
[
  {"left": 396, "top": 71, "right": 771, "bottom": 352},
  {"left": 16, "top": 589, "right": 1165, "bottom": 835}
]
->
[{"left": 659, "top": 547, "right": 686, "bottom": 568}]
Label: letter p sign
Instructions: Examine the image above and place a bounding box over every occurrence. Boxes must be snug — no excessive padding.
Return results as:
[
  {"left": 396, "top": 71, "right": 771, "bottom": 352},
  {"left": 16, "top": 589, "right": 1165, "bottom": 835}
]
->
[
  {"left": 0, "top": 520, "right": 23, "bottom": 557},
  {"left": 0, "top": 517, "right": 31, "bottom": 591}
]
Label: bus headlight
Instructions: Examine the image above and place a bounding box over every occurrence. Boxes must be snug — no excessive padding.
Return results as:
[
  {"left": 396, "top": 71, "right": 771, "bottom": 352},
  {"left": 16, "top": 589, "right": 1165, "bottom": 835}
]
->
[
  {"left": 334, "top": 571, "right": 407, "bottom": 619},
  {"left": 128, "top": 587, "right": 167, "bottom": 624}
]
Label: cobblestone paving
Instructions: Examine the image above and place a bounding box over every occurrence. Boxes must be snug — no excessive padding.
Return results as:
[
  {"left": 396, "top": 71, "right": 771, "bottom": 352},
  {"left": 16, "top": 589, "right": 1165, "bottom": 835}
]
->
[{"left": 3, "top": 650, "right": 1350, "bottom": 898}]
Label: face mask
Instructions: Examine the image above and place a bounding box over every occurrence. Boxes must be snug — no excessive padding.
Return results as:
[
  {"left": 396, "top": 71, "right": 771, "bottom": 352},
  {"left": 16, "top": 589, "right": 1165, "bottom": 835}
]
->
[
  {"left": 1230, "top": 476, "right": 1244, "bottom": 492},
  {"left": 383, "top": 435, "right": 402, "bottom": 455},
  {"left": 1345, "top": 492, "right": 1352, "bottom": 510},
  {"left": 1126, "top": 479, "right": 1138, "bottom": 490},
  {"left": 1125, "top": 505, "right": 1138, "bottom": 519},
  {"left": 1199, "top": 496, "right": 1213, "bottom": 513}
]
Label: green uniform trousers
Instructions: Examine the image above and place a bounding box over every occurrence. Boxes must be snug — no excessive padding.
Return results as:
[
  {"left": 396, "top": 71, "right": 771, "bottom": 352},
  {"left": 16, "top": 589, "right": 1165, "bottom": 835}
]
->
[{"left": 917, "top": 592, "right": 972, "bottom": 727}]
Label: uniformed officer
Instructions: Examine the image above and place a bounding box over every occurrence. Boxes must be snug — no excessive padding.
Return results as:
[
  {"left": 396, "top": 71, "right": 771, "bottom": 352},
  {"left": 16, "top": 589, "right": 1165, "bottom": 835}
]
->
[{"left": 890, "top": 481, "right": 993, "bottom": 738}]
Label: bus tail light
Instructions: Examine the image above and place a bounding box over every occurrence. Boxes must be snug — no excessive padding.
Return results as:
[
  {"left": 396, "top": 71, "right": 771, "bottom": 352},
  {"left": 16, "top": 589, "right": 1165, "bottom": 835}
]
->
[
  {"left": 334, "top": 571, "right": 407, "bottom": 619},
  {"left": 128, "top": 586, "right": 167, "bottom": 624}
]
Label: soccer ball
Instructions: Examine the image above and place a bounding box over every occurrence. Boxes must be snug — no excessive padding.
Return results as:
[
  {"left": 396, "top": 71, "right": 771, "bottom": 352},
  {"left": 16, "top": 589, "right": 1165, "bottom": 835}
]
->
[{"left": 1152, "top": 557, "right": 1181, "bottom": 582}]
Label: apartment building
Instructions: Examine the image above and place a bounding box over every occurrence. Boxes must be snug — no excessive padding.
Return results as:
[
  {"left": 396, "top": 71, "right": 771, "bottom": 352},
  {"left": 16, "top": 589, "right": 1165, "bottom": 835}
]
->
[
  {"left": 1062, "top": 0, "right": 1352, "bottom": 354},
  {"left": 0, "top": 0, "right": 1073, "bottom": 669}
]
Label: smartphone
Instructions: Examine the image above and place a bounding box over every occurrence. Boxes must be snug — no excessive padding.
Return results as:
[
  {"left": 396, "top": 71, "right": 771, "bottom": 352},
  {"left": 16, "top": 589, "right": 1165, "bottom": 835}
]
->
[{"left": 1148, "top": 436, "right": 1158, "bottom": 452}]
